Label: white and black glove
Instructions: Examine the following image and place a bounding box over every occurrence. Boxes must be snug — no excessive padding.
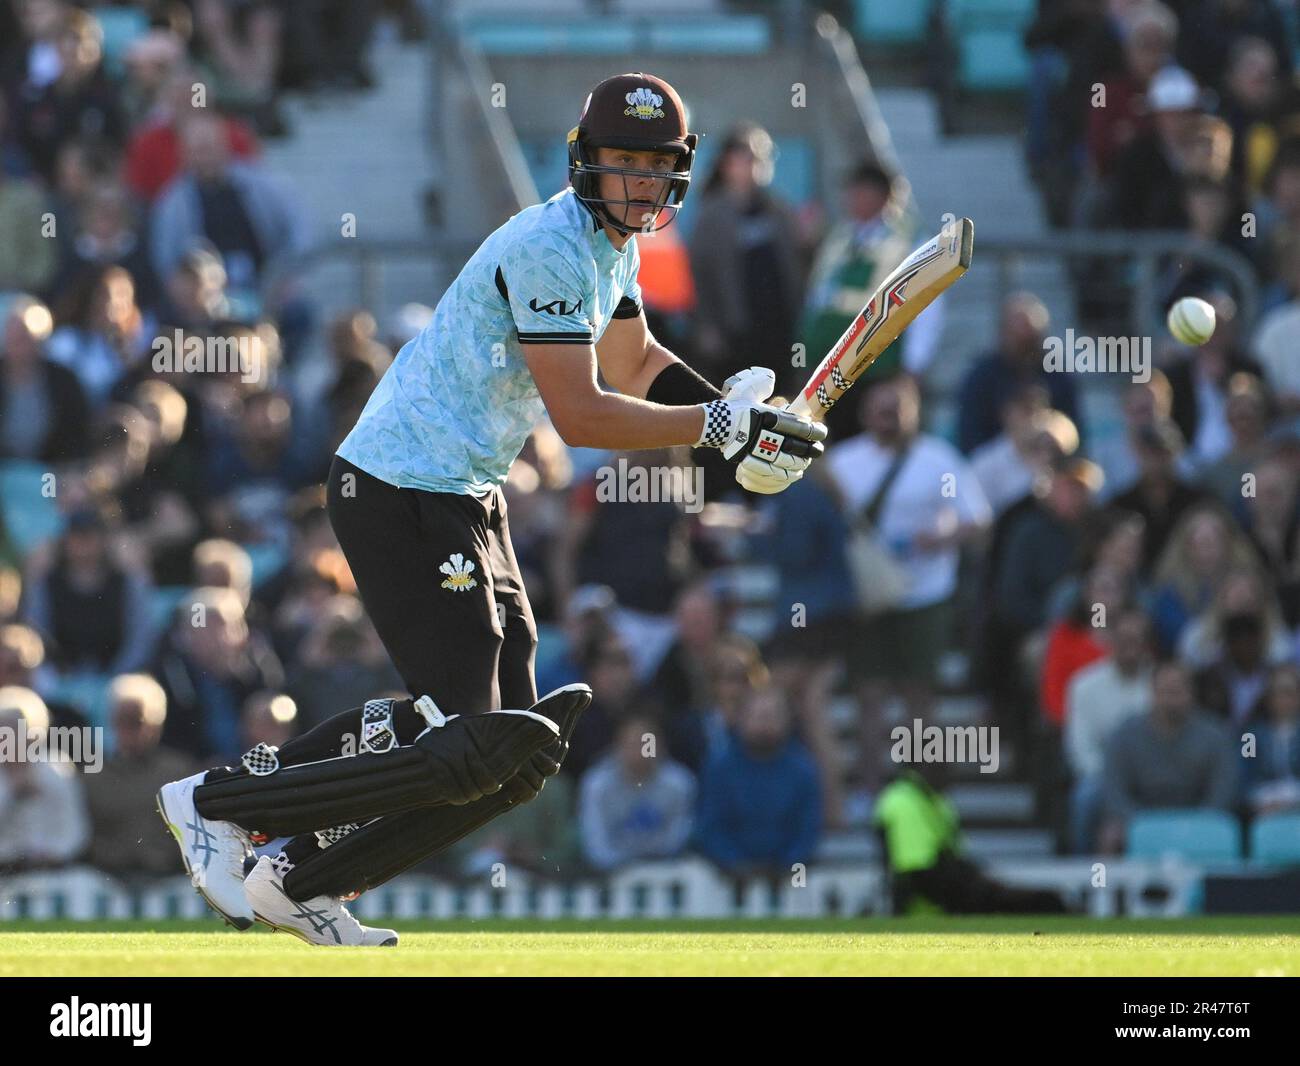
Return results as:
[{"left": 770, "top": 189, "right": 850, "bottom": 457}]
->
[{"left": 695, "top": 367, "right": 828, "bottom": 494}]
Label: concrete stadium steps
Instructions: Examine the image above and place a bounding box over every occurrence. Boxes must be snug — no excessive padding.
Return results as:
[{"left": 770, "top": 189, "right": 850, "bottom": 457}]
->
[
  {"left": 947, "top": 781, "right": 1036, "bottom": 824},
  {"left": 873, "top": 87, "right": 1077, "bottom": 404},
  {"left": 961, "top": 827, "right": 1056, "bottom": 859},
  {"left": 260, "top": 26, "right": 441, "bottom": 323},
  {"left": 819, "top": 825, "right": 1053, "bottom": 863}
]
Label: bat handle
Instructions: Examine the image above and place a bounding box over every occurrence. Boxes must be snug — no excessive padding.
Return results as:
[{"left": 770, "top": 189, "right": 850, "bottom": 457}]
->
[{"left": 783, "top": 392, "right": 816, "bottom": 421}]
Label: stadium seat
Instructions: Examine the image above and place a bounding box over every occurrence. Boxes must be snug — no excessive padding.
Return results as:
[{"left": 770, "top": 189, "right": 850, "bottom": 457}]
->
[
  {"left": 461, "top": 12, "right": 767, "bottom": 56},
  {"left": 93, "top": 6, "right": 150, "bottom": 80},
  {"left": 949, "top": 0, "right": 1037, "bottom": 18},
  {"left": 461, "top": 20, "right": 636, "bottom": 55},
  {"left": 150, "top": 587, "right": 190, "bottom": 636},
  {"left": 448, "top": 0, "right": 587, "bottom": 20},
  {"left": 609, "top": 0, "right": 724, "bottom": 12},
  {"left": 957, "top": 30, "right": 1030, "bottom": 91},
  {"left": 46, "top": 672, "right": 112, "bottom": 730},
  {"left": 647, "top": 17, "right": 769, "bottom": 54},
  {"left": 244, "top": 543, "right": 289, "bottom": 589},
  {"left": 1126, "top": 809, "right": 1243, "bottom": 863},
  {"left": 0, "top": 461, "right": 64, "bottom": 557},
  {"left": 948, "top": 0, "right": 1035, "bottom": 92},
  {"left": 1249, "top": 812, "right": 1300, "bottom": 865},
  {"left": 770, "top": 136, "right": 815, "bottom": 205},
  {"left": 855, "top": 0, "right": 933, "bottom": 46},
  {"left": 533, "top": 622, "right": 567, "bottom": 680},
  {"left": 520, "top": 140, "right": 573, "bottom": 202}
]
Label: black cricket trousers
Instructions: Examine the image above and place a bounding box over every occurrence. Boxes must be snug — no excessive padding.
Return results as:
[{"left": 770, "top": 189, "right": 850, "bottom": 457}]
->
[{"left": 325, "top": 454, "right": 539, "bottom": 714}]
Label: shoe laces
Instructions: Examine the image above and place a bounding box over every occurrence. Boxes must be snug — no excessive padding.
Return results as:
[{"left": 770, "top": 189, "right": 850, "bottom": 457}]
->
[
  {"left": 305, "top": 893, "right": 365, "bottom": 940},
  {"left": 219, "top": 822, "right": 252, "bottom": 880}
]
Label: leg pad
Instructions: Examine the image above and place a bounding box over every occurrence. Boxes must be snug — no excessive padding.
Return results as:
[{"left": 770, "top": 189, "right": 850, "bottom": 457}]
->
[
  {"left": 284, "top": 685, "right": 591, "bottom": 899},
  {"left": 194, "top": 707, "right": 558, "bottom": 837}
]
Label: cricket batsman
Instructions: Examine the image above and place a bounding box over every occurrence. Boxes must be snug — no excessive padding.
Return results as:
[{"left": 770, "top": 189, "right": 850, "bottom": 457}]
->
[{"left": 156, "top": 72, "right": 827, "bottom": 945}]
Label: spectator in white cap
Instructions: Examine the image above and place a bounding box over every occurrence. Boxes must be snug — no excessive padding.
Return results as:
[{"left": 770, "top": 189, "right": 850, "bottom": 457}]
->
[
  {"left": 83, "top": 674, "right": 196, "bottom": 878},
  {"left": 1086, "top": 1, "right": 1180, "bottom": 178},
  {"left": 1251, "top": 240, "right": 1300, "bottom": 413},
  {"left": 1105, "top": 65, "right": 1214, "bottom": 230},
  {"left": 0, "top": 686, "right": 89, "bottom": 872}
]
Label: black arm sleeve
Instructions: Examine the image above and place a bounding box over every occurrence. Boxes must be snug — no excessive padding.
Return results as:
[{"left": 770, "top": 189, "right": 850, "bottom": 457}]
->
[
  {"left": 646, "top": 360, "right": 721, "bottom": 406},
  {"left": 612, "top": 295, "right": 641, "bottom": 319}
]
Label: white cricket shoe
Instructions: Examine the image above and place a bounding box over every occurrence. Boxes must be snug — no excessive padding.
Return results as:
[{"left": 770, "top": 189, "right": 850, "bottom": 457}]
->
[
  {"left": 244, "top": 855, "right": 399, "bottom": 947},
  {"left": 156, "top": 770, "right": 254, "bottom": 930}
]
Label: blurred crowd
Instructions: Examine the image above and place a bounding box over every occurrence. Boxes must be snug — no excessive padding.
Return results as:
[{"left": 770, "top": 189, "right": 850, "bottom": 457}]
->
[
  {"left": 1025, "top": 1, "right": 1300, "bottom": 327},
  {"left": 0, "top": 1, "right": 1298, "bottom": 894},
  {"left": 1010, "top": 0, "right": 1300, "bottom": 847}
]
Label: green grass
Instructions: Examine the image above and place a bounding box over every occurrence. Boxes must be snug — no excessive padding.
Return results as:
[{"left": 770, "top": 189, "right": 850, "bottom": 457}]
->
[{"left": 1, "top": 918, "right": 1298, "bottom": 976}]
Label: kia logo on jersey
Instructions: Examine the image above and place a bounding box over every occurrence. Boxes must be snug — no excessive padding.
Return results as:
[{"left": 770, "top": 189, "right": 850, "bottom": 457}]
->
[{"left": 529, "top": 297, "right": 584, "bottom": 315}]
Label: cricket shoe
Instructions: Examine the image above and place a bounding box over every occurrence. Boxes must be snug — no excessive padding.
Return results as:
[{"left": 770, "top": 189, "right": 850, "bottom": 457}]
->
[
  {"left": 156, "top": 770, "right": 255, "bottom": 930},
  {"left": 245, "top": 854, "right": 399, "bottom": 947}
]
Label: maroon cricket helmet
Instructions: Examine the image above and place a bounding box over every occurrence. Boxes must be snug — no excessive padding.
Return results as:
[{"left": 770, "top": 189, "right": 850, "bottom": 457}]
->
[{"left": 567, "top": 72, "right": 699, "bottom": 235}]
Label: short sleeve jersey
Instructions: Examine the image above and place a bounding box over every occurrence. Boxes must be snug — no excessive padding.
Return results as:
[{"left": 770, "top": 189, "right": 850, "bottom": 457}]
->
[{"left": 337, "top": 188, "right": 643, "bottom": 495}]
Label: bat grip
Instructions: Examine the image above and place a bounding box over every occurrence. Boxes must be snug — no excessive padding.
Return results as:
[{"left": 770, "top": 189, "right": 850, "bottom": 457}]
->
[{"left": 783, "top": 392, "right": 817, "bottom": 421}]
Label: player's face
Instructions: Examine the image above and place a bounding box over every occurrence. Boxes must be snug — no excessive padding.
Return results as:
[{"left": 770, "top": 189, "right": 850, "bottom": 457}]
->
[{"left": 592, "top": 147, "right": 677, "bottom": 232}]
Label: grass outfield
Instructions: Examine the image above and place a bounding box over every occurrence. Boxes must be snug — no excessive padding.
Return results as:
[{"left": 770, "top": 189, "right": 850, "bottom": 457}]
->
[{"left": 0, "top": 917, "right": 1297, "bottom": 976}]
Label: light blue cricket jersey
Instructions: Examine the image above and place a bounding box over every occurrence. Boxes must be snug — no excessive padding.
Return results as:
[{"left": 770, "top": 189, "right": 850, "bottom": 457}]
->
[{"left": 337, "top": 188, "right": 643, "bottom": 495}]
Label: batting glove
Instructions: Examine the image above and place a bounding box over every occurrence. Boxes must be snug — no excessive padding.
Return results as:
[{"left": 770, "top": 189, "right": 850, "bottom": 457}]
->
[{"left": 696, "top": 367, "right": 827, "bottom": 494}]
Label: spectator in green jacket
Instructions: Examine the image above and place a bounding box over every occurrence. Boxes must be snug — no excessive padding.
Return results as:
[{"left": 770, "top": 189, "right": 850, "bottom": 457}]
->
[
  {"left": 875, "top": 764, "right": 1070, "bottom": 914},
  {"left": 0, "top": 154, "right": 56, "bottom": 293},
  {"left": 797, "top": 161, "right": 923, "bottom": 440}
]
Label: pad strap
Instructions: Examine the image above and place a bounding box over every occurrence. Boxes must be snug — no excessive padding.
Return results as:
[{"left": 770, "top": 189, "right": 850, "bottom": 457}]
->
[
  {"left": 359, "top": 700, "right": 396, "bottom": 754},
  {"left": 316, "top": 823, "right": 361, "bottom": 849},
  {"left": 241, "top": 742, "right": 280, "bottom": 776}
]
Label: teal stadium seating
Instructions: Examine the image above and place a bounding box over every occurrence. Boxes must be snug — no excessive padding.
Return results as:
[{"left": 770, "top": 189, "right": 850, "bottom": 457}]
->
[
  {"left": 92, "top": 6, "right": 150, "bottom": 80},
  {"left": 1126, "top": 809, "right": 1243, "bottom": 863},
  {"left": 460, "top": 21, "right": 637, "bottom": 56},
  {"left": 461, "top": 16, "right": 768, "bottom": 57},
  {"left": 948, "top": 0, "right": 1035, "bottom": 92},
  {"left": 647, "top": 18, "right": 770, "bottom": 54},
  {"left": 1280, "top": 0, "right": 1300, "bottom": 69},
  {"left": 854, "top": 0, "right": 933, "bottom": 47},
  {"left": 1250, "top": 811, "right": 1300, "bottom": 865},
  {"left": 0, "top": 461, "right": 64, "bottom": 557},
  {"left": 149, "top": 586, "right": 190, "bottom": 637}
]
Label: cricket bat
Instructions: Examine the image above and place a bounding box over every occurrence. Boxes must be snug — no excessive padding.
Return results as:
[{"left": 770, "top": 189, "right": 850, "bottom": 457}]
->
[{"left": 787, "top": 217, "right": 974, "bottom": 421}]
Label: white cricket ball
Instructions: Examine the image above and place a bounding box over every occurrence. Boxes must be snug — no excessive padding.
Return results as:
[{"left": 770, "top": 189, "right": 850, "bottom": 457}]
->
[{"left": 1167, "top": 297, "right": 1216, "bottom": 346}]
